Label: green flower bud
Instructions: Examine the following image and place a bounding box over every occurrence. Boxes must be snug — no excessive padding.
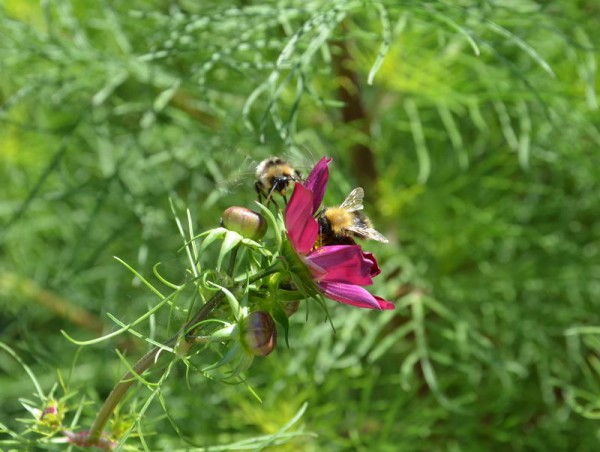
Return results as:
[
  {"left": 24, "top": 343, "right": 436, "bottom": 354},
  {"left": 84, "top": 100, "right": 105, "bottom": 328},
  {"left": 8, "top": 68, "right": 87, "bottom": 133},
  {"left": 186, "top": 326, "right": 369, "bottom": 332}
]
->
[
  {"left": 221, "top": 207, "right": 267, "bottom": 240},
  {"left": 241, "top": 311, "right": 277, "bottom": 356},
  {"left": 40, "top": 399, "right": 64, "bottom": 430}
]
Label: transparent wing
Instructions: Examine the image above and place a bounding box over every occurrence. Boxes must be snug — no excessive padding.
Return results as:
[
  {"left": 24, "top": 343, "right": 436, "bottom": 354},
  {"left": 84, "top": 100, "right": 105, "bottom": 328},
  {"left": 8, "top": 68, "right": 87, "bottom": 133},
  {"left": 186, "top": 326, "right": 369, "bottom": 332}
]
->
[
  {"left": 283, "top": 147, "right": 317, "bottom": 178},
  {"left": 346, "top": 225, "right": 389, "bottom": 243},
  {"left": 216, "top": 166, "right": 255, "bottom": 194},
  {"left": 339, "top": 187, "right": 364, "bottom": 212}
]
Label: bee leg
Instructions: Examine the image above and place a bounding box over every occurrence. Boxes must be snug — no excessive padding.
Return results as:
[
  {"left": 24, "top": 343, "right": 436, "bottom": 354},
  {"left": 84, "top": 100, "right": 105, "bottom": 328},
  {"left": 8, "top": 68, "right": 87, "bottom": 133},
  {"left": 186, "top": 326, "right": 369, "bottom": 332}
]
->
[
  {"left": 255, "top": 181, "right": 265, "bottom": 203},
  {"left": 264, "top": 185, "right": 279, "bottom": 208},
  {"left": 266, "top": 194, "right": 280, "bottom": 209}
]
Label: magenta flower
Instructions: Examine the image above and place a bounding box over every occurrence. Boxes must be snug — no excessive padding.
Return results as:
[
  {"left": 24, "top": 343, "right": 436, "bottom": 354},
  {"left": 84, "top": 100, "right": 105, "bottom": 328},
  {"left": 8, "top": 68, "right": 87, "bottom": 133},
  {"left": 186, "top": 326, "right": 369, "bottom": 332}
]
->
[{"left": 284, "top": 157, "right": 394, "bottom": 310}]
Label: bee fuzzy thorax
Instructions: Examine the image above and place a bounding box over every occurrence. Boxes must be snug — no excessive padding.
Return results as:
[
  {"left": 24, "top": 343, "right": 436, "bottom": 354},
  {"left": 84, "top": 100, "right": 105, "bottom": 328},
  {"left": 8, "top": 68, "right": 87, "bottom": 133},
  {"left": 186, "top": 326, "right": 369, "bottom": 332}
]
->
[{"left": 322, "top": 208, "right": 355, "bottom": 235}]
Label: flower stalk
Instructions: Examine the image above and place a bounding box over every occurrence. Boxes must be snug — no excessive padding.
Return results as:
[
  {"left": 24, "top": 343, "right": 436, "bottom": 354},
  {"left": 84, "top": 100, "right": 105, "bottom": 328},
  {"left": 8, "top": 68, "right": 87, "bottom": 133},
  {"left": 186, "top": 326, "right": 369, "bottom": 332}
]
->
[
  {"left": 86, "top": 289, "right": 227, "bottom": 445},
  {"left": 86, "top": 340, "right": 173, "bottom": 445}
]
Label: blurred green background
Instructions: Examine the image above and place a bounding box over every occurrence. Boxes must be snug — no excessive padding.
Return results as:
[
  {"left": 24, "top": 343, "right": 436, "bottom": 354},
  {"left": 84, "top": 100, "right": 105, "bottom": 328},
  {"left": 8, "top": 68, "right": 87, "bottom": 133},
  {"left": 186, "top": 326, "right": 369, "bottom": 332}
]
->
[{"left": 1, "top": 0, "right": 600, "bottom": 450}]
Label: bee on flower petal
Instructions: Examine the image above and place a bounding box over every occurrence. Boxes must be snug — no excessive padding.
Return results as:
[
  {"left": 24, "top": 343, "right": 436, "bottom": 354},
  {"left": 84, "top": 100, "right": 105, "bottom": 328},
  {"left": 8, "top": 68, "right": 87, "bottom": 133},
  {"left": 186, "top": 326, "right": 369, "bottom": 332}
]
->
[
  {"left": 254, "top": 157, "right": 302, "bottom": 205},
  {"left": 317, "top": 187, "right": 389, "bottom": 246}
]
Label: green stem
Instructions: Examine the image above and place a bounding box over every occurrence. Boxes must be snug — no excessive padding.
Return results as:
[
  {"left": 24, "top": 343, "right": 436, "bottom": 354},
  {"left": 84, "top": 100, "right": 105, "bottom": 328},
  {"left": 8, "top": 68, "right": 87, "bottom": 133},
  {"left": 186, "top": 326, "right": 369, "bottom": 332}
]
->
[
  {"left": 185, "top": 291, "right": 226, "bottom": 337},
  {"left": 86, "top": 261, "right": 281, "bottom": 444},
  {"left": 239, "top": 264, "right": 282, "bottom": 285},
  {"left": 86, "top": 290, "right": 225, "bottom": 444},
  {"left": 86, "top": 340, "right": 175, "bottom": 444}
]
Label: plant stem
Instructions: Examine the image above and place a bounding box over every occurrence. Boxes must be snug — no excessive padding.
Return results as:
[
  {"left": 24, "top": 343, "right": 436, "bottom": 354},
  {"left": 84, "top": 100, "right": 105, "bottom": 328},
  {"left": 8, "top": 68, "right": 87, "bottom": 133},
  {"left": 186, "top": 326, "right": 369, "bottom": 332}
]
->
[
  {"left": 237, "top": 264, "right": 282, "bottom": 285},
  {"left": 86, "top": 340, "right": 174, "bottom": 444},
  {"left": 86, "top": 290, "right": 224, "bottom": 444},
  {"left": 86, "top": 255, "right": 280, "bottom": 444}
]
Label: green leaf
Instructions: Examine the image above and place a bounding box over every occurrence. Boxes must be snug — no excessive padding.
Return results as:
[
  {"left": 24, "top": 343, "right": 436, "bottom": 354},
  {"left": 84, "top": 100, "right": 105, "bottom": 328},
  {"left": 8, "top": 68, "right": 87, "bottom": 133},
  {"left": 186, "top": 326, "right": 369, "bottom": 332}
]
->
[{"left": 217, "top": 231, "right": 242, "bottom": 271}]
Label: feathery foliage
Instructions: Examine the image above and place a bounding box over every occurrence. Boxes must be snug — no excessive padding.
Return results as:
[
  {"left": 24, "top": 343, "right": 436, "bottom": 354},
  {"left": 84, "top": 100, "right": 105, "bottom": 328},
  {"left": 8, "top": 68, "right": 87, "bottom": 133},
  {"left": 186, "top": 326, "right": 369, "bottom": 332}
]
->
[{"left": 1, "top": 0, "right": 599, "bottom": 449}]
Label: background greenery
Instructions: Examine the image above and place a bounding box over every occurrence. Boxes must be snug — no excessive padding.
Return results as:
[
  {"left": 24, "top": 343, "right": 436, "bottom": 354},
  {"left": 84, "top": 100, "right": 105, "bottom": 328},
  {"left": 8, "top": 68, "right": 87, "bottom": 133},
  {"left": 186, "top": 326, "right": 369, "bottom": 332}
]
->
[{"left": 1, "top": 0, "right": 599, "bottom": 450}]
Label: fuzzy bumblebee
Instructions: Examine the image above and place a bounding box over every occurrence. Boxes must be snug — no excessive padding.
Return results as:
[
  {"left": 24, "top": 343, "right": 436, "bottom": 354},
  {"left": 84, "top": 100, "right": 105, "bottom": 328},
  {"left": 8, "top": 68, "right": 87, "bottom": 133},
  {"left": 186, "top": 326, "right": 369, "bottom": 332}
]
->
[
  {"left": 254, "top": 157, "right": 302, "bottom": 203},
  {"left": 317, "top": 187, "right": 388, "bottom": 246}
]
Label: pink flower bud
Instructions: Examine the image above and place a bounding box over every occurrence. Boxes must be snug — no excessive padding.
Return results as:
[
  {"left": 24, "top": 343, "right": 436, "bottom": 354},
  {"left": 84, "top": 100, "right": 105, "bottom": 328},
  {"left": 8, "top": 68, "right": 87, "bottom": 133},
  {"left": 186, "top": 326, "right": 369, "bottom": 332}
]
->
[
  {"left": 39, "top": 400, "right": 64, "bottom": 429},
  {"left": 221, "top": 207, "right": 267, "bottom": 240},
  {"left": 241, "top": 311, "right": 277, "bottom": 356}
]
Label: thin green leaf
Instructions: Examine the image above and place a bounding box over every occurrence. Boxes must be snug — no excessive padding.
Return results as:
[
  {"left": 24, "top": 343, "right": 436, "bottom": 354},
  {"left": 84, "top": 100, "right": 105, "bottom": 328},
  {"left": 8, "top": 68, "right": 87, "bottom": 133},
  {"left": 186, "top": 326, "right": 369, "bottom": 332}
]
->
[
  {"left": 368, "top": 2, "right": 392, "bottom": 85},
  {"left": 153, "top": 80, "right": 181, "bottom": 112},
  {"left": 405, "top": 99, "right": 430, "bottom": 183},
  {"left": 487, "top": 21, "right": 555, "bottom": 77},
  {"left": 217, "top": 231, "right": 243, "bottom": 272},
  {"left": 0, "top": 342, "right": 45, "bottom": 401}
]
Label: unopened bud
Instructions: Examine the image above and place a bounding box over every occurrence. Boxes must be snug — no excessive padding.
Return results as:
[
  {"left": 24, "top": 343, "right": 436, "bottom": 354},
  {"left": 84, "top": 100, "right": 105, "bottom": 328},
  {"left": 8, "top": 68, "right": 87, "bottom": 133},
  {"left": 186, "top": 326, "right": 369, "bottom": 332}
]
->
[
  {"left": 241, "top": 311, "right": 276, "bottom": 356},
  {"left": 221, "top": 207, "right": 267, "bottom": 240},
  {"left": 40, "top": 400, "right": 64, "bottom": 430}
]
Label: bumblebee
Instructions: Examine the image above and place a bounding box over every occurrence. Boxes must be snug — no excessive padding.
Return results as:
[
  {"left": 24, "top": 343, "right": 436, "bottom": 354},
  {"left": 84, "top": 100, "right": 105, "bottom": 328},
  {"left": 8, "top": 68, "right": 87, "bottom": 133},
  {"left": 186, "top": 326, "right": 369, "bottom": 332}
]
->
[
  {"left": 317, "top": 187, "right": 389, "bottom": 246},
  {"left": 255, "top": 157, "right": 302, "bottom": 204}
]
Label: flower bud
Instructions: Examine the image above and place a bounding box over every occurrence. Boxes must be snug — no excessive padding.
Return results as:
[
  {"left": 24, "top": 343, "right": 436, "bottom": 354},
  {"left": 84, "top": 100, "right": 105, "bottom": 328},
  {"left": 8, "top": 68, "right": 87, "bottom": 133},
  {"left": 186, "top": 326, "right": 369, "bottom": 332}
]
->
[
  {"left": 241, "top": 311, "right": 277, "bottom": 356},
  {"left": 221, "top": 207, "right": 267, "bottom": 240},
  {"left": 40, "top": 399, "right": 64, "bottom": 430}
]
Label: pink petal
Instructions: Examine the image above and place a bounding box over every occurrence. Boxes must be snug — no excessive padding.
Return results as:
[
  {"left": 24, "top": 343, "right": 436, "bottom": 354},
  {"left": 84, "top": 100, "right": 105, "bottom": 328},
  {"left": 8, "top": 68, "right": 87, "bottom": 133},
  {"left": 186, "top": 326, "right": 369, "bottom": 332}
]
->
[
  {"left": 307, "top": 245, "right": 376, "bottom": 285},
  {"left": 285, "top": 184, "right": 319, "bottom": 254},
  {"left": 303, "top": 156, "right": 332, "bottom": 213},
  {"left": 319, "top": 281, "right": 394, "bottom": 310},
  {"left": 302, "top": 255, "right": 327, "bottom": 280},
  {"left": 361, "top": 251, "right": 381, "bottom": 278},
  {"left": 373, "top": 296, "right": 395, "bottom": 310}
]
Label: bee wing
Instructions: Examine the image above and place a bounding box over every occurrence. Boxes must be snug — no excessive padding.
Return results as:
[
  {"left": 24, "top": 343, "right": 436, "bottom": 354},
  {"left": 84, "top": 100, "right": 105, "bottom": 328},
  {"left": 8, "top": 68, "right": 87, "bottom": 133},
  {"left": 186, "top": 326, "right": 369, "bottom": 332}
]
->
[
  {"left": 217, "top": 169, "right": 255, "bottom": 194},
  {"left": 346, "top": 225, "right": 389, "bottom": 243},
  {"left": 340, "top": 187, "right": 364, "bottom": 212},
  {"left": 214, "top": 154, "right": 257, "bottom": 193}
]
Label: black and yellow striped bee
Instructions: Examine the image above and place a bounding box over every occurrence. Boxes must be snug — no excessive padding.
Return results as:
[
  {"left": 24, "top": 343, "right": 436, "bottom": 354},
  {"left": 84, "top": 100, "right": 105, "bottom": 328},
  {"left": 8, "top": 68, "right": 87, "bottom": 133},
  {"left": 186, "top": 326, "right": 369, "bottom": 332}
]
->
[
  {"left": 254, "top": 157, "right": 302, "bottom": 204},
  {"left": 317, "top": 187, "right": 388, "bottom": 246}
]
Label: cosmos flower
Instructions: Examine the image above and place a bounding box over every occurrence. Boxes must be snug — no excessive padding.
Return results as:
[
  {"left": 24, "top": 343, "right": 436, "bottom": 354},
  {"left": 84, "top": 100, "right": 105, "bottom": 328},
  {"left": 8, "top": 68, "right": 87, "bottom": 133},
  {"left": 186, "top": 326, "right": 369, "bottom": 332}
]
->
[{"left": 284, "top": 157, "right": 394, "bottom": 310}]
